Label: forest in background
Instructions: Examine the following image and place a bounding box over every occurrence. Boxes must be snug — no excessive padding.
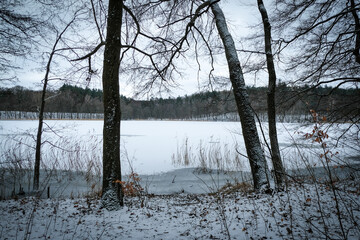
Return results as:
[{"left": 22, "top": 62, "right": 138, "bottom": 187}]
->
[{"left": 1, "top": 83, "right": 359, "bottom": 122}]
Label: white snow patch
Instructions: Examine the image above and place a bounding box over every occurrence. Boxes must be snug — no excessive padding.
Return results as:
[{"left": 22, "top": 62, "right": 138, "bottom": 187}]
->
[{"left": 1, "top": 181, "right": 359, "bottom": 239}]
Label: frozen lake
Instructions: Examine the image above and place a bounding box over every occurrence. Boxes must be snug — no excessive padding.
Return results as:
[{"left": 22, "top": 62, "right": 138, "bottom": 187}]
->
[{"left": 0, "top": 120, "right": 359, "bottom": 175}]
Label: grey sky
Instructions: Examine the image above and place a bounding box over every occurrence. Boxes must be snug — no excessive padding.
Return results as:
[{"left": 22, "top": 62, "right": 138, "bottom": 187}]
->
[{"left": 3, "top": 1, "right": 269, "bottom": 98}]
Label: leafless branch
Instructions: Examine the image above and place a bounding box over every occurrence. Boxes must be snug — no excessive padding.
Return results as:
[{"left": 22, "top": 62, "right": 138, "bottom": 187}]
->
[{"left": 71, "top": 41, "right": 105, "bottom": 61}]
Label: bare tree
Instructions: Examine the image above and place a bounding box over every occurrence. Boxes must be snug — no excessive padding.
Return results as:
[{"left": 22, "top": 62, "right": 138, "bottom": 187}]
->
[
  {"left": 0, "top": 0, "right": 90, "bottom": 191},
  {"left": 100, "top": 0, "right": 124, "bottom": 210},
  {"left": 33, "top": 14, "right": 80, "bottom": 191},
  {"left": 210, "top": 2, "right": 270, "bottom": 190},
  {"left": 257, "top": 0, "right": 286, "bottom": 189},
  {"left": 72, "top": 0, "right": 164, "bottom": 209},
  {"left": 73, "top": 0, "right": 271, "bottom": 196},
  {"left": 122, "top": 0, "right": 270, "bottom": 191},
  {"left": 73, "top": 0, "right": 204, "bottom": 208},
  {"left": 273, "top": 0, "right": 360, "bottom": 89},
  {"left": 271, "top": 0, "right": 360, "bottom": 134}
]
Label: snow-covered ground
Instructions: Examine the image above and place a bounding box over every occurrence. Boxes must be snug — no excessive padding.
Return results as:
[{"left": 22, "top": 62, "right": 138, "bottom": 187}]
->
[{"left": 1, "top": 179, "right": 359, "bottom": 240}]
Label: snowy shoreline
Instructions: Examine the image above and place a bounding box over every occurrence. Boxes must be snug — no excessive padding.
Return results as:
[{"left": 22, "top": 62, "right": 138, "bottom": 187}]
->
[
  {"left": 1, "top": 175, "right": 359, "bottom": 240},
  {"left": 2, "top": 165, "right": 359, "bottom": 199}
]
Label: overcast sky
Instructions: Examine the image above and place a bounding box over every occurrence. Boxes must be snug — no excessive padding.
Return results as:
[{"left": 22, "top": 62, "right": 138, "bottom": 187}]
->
[{"left": 3, "top": 1, "right": 269, "bottom": 98}]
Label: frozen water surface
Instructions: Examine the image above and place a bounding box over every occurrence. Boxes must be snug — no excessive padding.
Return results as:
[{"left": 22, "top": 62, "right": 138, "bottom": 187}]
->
[{"left": 0, "top": 120, "right": 359, "bottom": 175}]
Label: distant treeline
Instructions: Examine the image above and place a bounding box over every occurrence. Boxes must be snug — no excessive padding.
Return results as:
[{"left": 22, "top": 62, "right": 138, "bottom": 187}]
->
[{"left": 0, "top": 83, "right": 359, "bottom": 122}]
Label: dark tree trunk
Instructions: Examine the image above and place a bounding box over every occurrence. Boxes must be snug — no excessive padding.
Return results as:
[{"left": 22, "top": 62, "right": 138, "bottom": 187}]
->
[
  {"left": 257, "top": 0, "right": 286, "bottom": 189},
  {"left": 34, "top": 77, "right": 47, "bottom": 191},
  {"left": 350, "top": 0, "right": 360, "bottom": 64},
  {"left": 211, "top": 3, "right": 269, "bottom": 191},
  {"left": 34, "top": 20, "right": 74, "bottom": 191},
  {"left": 101, "top": 0, "right": 124, "bottom": 210}
]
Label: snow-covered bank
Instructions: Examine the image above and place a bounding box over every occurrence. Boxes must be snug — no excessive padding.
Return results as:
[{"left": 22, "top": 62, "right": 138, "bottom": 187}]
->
[
  {"left": 2, "top": 165, "right": 359, "bottom": 200},
  {"left": 1, "top": 179, "right": 359, "bottom": 240}
]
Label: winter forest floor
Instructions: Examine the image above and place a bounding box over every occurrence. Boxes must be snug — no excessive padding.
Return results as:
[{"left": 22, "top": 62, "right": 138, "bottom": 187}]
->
[{"left": 1, "top": 168, "right": 360, "bottom": 240}]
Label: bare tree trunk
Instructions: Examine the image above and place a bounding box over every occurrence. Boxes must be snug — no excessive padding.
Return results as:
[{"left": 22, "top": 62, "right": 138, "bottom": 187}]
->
[
  {"left": 101, "top": 0, "right": 124, "bottom": 210},
  {"left": 34, "top": 20, "right": 75, "bottom": 191},
  {"left": 211, "top": 2, "right": 269, "bottom": 191},
  {"left": 257, "top": 0, "right": 286, "bottom": 189},
  {"left": 34, "top": 76, "right": 46, "bottom": 191}
]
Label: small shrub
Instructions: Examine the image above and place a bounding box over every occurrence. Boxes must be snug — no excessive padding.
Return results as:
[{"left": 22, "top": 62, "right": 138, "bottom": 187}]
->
[{"left": 115, "top": 172, "right": 143, "bottom": 197}]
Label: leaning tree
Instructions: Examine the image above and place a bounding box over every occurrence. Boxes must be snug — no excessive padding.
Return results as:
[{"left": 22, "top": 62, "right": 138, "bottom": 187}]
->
[
  {"left": 210, "top": 1, "right": 270, "bottom": 190},
  {"left": 122, "top": 0, "right": 271, "bottom": 191}
]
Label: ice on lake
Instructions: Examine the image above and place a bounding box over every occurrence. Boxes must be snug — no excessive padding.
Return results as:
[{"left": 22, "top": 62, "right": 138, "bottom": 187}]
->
[{"left": 0, "top": 119, "right": 359, "bottom": 175}]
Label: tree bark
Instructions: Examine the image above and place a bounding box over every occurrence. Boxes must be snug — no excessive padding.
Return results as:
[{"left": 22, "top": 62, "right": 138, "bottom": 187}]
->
[
  {"left": 34, "top": 19, "right": 75, "bottom": 191},
  {"left": 34, "top": 74, "right": 47, "bottom": 191},
  {"left": 257, "top": 0, "right": 286, "bottom": 189},
  {"left": 101, "top": 0, "right": 124, "bottom": 210},
  {"left": 211, "top": 2, "right": 269, "bottom": 191}
]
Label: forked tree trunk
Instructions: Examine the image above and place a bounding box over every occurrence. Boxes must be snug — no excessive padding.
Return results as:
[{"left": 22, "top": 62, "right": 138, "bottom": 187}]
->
[
  {"left": 257, "top": 0, "right": 286, "bottom": 189},
  {"left": 211, "top": 2, "right": 270, "bottom": 191},
  {"left": 101, "top": 0, "right": 124, "bottom": 210}
]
